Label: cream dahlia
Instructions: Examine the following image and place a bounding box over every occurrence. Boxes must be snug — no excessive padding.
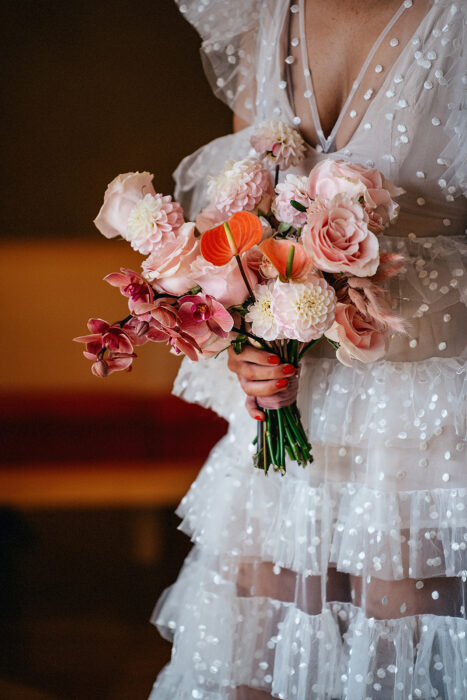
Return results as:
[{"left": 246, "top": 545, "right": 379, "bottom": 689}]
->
[
  {"left": 207, "top": 157, "right": 273, "bottom": 217},
  {"left": 245, "top": 282, "right": 281, "bottom": 340},
  {"left": 271, "top": 275, "right": 336, "bottom": 342},
  {"left": 126, "top": 193, "right": 184, "bottom": 255},
  {"left": 272, "top": 174, "right": 310, "bottom": 227},
  {"left": 250, "top": 120, "right": 306, "bottom": 170}
]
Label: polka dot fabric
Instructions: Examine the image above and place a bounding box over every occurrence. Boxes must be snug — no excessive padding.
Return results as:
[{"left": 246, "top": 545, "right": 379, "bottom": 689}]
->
[{"left": 150, "top": 1, "right": 467, "bottom": 698}]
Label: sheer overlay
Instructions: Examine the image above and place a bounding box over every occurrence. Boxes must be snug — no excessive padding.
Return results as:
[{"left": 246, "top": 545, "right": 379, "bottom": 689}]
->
[{"left": 150, "top": 1, "right": 467, "bottom": 698}]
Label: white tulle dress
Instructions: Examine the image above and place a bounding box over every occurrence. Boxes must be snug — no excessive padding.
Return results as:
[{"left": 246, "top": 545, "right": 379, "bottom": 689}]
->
[{"left": 149, "top": 1, "right": 467, "bottom": 698}]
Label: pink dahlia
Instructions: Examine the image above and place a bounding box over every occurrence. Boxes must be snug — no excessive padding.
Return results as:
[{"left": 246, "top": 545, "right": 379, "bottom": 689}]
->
[
  {"left": 270, "top": 275, "right": 336, "bottom": 343},
  {"left": 207, "top": 157, "right": 273, "bottom": 217},
  {"left": 272, "top": 174, "right": 310, "bottom": 227},
  {"left": 250, "top": 120, "right": 306, "bottom": 170},
  {"left": 126, "top": 193, "right": 184, "bottom": 255}
]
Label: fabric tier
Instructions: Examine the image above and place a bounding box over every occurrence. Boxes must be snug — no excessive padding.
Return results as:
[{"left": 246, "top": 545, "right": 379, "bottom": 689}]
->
[{"left": 149, "top": 547, "right": 467, "bottom": 700}]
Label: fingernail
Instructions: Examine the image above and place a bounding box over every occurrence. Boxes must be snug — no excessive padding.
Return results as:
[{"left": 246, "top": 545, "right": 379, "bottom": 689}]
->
[
  {"left": 282, "top": 364, "right": 295, "bottom": 375},
  {"left": 267, "top": 355, "right": 280, "bottom": 365},
  {"left": 276, "top": 378, "right": 288, "bottom": 389},
  {"left": 254, "top": 414, "right": 264, "bottom": 421}
]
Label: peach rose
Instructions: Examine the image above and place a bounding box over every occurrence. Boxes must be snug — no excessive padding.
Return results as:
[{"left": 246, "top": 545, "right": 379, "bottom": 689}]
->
[
  {"left": 141, "top": 222, "right": 199, "bottom": 295},
  {"left": 325, "top": 302, "right": 387, "bottom": 366},
  {"left": 307, "top": 160, "right": 403, "bottom": 232},
  {"left": 94, "top": 172, "right": 155, "bottom": 239},
  {"left": 302, "top": 194, "right": 379, "bottom": 277},
  {"left": 191, "top": 253, "right": 258, "bottom": 308}
]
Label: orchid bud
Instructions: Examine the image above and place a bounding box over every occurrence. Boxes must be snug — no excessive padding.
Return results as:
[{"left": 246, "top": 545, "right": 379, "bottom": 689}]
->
[
  {"left": 91, "top": 359, "right": 109, "bottom": 377},
  {"left": 134, "top": 320, "right": 150, "bottom": 337}
]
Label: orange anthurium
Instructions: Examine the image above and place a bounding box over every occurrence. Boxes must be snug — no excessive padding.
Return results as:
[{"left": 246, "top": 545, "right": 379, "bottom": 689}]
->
[
  {"left": 200, "top": 211, "right": 263, "bottom": 266},
  {"left": 259, "top": 238, "right": 311, "bottom": 281}
]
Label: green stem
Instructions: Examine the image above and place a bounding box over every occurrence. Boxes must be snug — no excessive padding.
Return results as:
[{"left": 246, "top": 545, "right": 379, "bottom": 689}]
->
[
  {"left": 118, "top": 314, "right": 133, "bottom": 328},
  {"left": 231, "top": 327, "right": 270, "bottom": 350},
  {"left": 277, "top": 409, "right": 285, "bottom": 471},
  {"left": 235, "top": 254, "right": 256, "bottom": 301},
  {"left": 298, "top": 337, "right": 323, "bottom": 360}
]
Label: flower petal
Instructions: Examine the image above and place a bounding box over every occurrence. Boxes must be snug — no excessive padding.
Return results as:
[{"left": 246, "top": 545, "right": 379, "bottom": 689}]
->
[
  {"left": 103, "top": 272, "right": 130, "bottom": 287},
  {"left": 201, "top": 211, "right": 262, "bottom": 266},
  {"left": 259, "top": 239, "right": 310, "bottom": 280}
]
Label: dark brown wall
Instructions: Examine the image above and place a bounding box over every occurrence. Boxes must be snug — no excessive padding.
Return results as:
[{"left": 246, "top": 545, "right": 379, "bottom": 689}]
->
[{"left": 1, "top": 0, "right": 232, "bottom": 239}]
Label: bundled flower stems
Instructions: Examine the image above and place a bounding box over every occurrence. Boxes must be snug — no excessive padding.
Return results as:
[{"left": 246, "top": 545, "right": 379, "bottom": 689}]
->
[{"left": 75, "top": 120, "right": 406, "bottom": 476}]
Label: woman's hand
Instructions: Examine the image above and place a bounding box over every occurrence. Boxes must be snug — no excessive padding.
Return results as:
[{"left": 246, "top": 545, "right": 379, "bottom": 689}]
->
[{"left": 227, "top": 345, "right": 296, "bottom": 420}]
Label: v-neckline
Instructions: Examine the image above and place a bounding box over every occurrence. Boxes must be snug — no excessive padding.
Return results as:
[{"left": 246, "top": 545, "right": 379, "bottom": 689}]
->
[{"left": 297, "top": 0, "right": 415, "bottom": 153}]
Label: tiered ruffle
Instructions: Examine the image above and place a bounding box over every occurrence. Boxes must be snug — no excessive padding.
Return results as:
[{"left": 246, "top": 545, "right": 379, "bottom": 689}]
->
[{"left": 150, "top": 547, "right": 467, "bottom": 699}]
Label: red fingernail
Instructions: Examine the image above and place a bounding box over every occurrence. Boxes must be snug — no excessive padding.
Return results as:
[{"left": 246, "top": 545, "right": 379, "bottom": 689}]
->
[
  {"left": 276, "top": 378, "right": 288, "bottom": 388},
  {"left": 254, "top": 414, "right": 264, "bottom": 421},
  {"left": 267, "top": 355, "right": 280, "bottom": 365},
  {"left": 282, "top": 364, "right": 295, "bottom": 375}
]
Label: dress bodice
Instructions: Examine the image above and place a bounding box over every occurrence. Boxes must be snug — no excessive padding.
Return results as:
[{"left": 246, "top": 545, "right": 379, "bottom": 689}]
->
[{"left": 174, "top": 0, "right": 466, "bottom": 363}]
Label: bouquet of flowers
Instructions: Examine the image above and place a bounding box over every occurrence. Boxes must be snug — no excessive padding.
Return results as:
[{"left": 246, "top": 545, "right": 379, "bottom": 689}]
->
[{"left": 75, "top": 121, "right": 406, "bottom": 475}]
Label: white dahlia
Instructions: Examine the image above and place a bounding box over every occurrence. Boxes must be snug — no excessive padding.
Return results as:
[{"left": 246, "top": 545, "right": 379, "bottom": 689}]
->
[
  {"left": 271, "top": 275, "right": 336, "bottom": 342},
  {"left": 245, "top": 282, "right": 281, "bottom": 341},
  {"left": 126, "top": 193, "right": 184, "bottom": 255},
  {"left": 250, "top": 120, "right": 306, "bottom": 170},
  {"left": 207, "top": 157, "right": 273, "bottom": 218}
]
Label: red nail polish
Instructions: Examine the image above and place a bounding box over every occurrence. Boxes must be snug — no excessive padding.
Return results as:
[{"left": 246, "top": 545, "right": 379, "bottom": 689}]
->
[
  {"left": 254, "top": 414, "right": 264, "bottom": 421},
  {"left": 276, "top": 378, "right": 288, "bottom": 389},
  {"left": 267, "top": 355, "right": 280, "bottom": 365},
  {"left": 282, "top": 364, "right": 295, "bottom": 375}
]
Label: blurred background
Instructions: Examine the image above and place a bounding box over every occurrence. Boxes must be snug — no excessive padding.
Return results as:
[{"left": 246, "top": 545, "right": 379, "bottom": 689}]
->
[{"left": 0, "top": 1, "right": 231, "bottom": 698}]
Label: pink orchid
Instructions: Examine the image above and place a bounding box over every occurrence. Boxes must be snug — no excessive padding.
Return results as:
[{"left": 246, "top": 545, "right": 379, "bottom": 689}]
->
[
  {"left": 104, "top": 268, "right": 154, "bottom": 316},
  {"left": 73, "top": 318, "right": 137, "bottom": 356},
  {"left": 83, "top": 350, "right": 136, "bottom": 377},
  {"left": 178, "top": 294, "right": 233, "bottom": 339},
  {"left": 74, "top": 319, "right": 141, "bottom": 377},
  {"left": 147, "top": 322, "right": 200, "bottom": 362}
]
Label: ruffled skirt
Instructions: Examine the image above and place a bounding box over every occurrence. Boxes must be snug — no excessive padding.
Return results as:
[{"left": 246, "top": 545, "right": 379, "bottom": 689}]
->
[{"left": 149, "top": 235, "right": 467, "bottom": 700}]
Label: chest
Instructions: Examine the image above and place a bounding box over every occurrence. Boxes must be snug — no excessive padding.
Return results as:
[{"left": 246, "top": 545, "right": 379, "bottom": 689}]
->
[{"left": 286, "top": 0, "right": 431, "bottom": 150}]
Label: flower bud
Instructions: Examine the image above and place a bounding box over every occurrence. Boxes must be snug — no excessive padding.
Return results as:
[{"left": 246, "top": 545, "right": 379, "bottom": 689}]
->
[
  {"left": 134, "top": 320, "right": 150, "bottom": 337},
  {"left": 91, "top": 359, "right": 109, "bottom": 377}
]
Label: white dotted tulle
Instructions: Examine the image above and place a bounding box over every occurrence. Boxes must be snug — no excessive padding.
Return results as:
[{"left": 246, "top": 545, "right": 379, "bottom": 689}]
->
[{"left": 152, "top": 1, "right": 467, "bottom": 697}]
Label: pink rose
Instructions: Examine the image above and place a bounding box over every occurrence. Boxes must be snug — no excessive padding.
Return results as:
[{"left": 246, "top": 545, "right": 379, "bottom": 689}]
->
[
  {"left": 141, "top": 222, "right": 199, "bottom": 295},
  {"left": 198, "top": 332, "right": 234, "bottom": 358},
  {"left": 190, "top": 252, "right": 258, "bottom": 307},
  {"left": 307, "top": 160, "right": 403, "bottom": 232},
  {"left": 195, "top": 204, "right": 224, "bottom": 234},
  {"left": 94, "top": 172, "right": 155, "bottom": 239},
  {"left": 325, "top": 303, "right": 387, "bottom": 365},
  {"left": 302, "top": 194, "right": 379, "bottom": 277}
]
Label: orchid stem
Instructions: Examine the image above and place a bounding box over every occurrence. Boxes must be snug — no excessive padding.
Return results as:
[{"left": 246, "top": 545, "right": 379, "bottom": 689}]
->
[
  {"left": 118, "top": 314, "right": 133, "bottom": 328},
  {"left": 235, "top": 254, "right": 256, "bottom": 301}
]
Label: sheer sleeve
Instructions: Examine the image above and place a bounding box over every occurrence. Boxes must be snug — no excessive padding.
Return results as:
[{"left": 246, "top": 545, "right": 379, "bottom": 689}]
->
[
  {"left": 437, "top": 1, "right": 466, "bottom": 197},
  {"left": 175, "top": 0, "right": 262, "bottom": 124}
]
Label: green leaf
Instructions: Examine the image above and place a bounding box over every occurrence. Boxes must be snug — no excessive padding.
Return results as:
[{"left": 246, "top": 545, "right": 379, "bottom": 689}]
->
[
  {"left": 290, "top": 199, "right": 307, "bottom": 213},
  {"left": 278, "top": 222, "right": 292, "bottom": 234}
]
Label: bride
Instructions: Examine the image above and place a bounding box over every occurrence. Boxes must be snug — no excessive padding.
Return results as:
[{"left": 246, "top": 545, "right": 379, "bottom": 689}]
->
[{"left": 150, "top": 0, "right": 466, "bottom": 697}]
